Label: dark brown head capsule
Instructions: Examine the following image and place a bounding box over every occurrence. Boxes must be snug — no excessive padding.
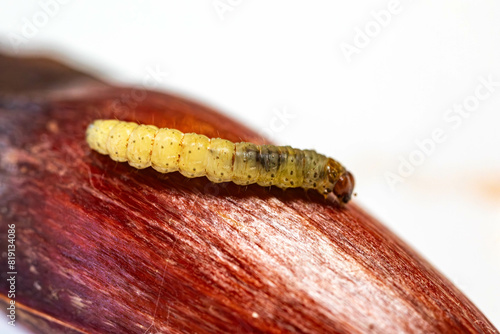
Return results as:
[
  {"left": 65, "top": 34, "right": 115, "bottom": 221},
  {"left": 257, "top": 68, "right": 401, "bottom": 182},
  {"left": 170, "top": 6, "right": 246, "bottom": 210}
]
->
[
  {"left": 326, "top": 158, "right": 355, "bottom": 204},
  {"left": 333, "top": 171, "right": 355, "bottom": 204}
]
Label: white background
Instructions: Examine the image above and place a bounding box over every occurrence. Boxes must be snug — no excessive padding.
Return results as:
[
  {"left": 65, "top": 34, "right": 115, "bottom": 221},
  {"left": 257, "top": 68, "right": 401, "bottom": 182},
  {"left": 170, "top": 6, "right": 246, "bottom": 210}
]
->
[{"left": 0, "top": 1, "right": 499, "bottom": 332}]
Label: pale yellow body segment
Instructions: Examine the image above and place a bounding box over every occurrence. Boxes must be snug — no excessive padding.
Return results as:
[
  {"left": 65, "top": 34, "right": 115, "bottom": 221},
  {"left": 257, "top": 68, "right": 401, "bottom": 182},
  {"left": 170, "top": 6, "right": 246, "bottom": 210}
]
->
[
  {"left": 275, "top": 146, "right": 296, "bottom": 188},
  {"left": 206, "top": 138, "right": 235, "bottom": 183},
  {"left": 107, "top": 121, "right": 139, "bottom": 162},
  {"left": 86, "top": 119, "right": 120, "bottom": 155},
  {"left": 255, "top": 145, "right": 279, "bottom": 187},
  {"left": 302, "top": 149, "right": 326, "bottom": 189},
  {"left": 151, "top": 128, "right": 183, "bottom": 173},
  {"left": 233, "top": 142, "right": 260, "bottom": 185},
  {"left": 126, "top": 125, "right": 159, "bottom": 169},
  {"left": 179, "top": 133, "right": 210, "bottom": 178}
]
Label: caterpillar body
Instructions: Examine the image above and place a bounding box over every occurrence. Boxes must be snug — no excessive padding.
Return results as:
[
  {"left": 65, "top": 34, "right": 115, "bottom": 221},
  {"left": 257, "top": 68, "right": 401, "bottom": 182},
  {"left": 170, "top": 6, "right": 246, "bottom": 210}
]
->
[{"left": 86, "top": 120, "right": 355, "bottom": 203}]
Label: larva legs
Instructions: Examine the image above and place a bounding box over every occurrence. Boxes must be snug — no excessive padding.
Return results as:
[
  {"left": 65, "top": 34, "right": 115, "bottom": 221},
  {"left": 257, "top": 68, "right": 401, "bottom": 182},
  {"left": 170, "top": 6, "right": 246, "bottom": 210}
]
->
[{"left": 86, "top": 120, "right": 355, "bottom": 202}]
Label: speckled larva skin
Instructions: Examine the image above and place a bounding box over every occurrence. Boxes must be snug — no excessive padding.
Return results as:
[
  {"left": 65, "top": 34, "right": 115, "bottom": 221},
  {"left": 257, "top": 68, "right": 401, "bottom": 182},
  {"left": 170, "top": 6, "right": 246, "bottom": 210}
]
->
[{"left": 86, "top": 120, "right": 348, "bottom": 197}]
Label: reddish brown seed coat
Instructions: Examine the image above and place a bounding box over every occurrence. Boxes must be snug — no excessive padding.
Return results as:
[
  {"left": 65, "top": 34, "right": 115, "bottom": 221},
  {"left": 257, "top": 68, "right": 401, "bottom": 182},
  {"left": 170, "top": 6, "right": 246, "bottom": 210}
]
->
[{"left": 0, "top": 53, "right": 497, "bottom": 334}]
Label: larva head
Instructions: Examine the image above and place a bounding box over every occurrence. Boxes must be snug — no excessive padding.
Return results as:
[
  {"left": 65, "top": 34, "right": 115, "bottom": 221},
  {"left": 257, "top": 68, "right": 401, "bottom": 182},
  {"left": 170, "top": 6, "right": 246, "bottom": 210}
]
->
[
  {"left": 333, "top": 171, "right": 355, "bottom": 203},
  {"left": 326, "top": 159, "right": 355, "bottom": 204}
]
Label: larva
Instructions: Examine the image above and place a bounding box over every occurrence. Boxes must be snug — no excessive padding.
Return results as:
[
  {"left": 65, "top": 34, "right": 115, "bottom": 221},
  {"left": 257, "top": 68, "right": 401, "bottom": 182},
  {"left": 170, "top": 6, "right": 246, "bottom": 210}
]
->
[{"left": 86, "top": 120, "right": 355, "bottom": 203}]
